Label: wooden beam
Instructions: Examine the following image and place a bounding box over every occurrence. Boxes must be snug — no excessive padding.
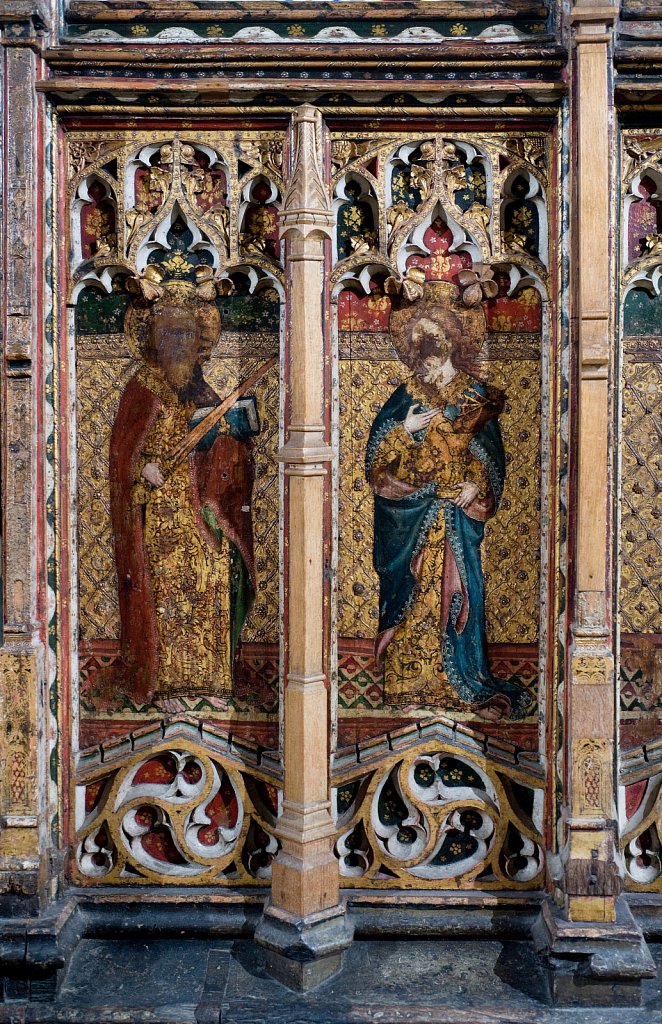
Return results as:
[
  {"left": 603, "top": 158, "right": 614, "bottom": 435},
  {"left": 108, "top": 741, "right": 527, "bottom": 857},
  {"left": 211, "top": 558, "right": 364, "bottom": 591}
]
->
[
  {"left": 65, "top": 0, "right": 550, "bottom": 24},
  {"left": 41, "top": 43, "right": 567, "bottom": 70}
]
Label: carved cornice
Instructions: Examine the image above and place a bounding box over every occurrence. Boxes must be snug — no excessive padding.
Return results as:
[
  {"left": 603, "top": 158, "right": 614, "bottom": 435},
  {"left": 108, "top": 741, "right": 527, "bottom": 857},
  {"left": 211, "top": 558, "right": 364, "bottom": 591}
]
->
[
  {"left": 570, "top": 1, "right": 618, "bottom": 25},
  {"left": 42, "top": 43, "right": 567, "bottom": 78},
  {"left": 621, "top": 0, "right": 662, "bottom": 17},
  {"left": 37, "top": 77, "right": 566, "bottom": 120},
  {"left": 58, "top": 0, "right": 557, "bottom": 65}
]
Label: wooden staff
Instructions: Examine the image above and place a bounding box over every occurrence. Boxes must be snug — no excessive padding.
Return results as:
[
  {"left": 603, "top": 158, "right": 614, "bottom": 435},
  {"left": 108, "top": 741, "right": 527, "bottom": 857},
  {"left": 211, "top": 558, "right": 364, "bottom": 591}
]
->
[{"left": 165, "top": 354, "right": 278, "bottom": 470}]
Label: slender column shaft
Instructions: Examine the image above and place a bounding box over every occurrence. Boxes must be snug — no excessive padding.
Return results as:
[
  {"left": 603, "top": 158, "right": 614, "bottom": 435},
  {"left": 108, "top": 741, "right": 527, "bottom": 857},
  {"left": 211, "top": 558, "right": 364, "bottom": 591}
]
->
[
  {"left": 270, "top": 106, "right": 339, "bottom": 921},
  {"left": 565, "top": 0, "right": 619, "bottom": 924}
]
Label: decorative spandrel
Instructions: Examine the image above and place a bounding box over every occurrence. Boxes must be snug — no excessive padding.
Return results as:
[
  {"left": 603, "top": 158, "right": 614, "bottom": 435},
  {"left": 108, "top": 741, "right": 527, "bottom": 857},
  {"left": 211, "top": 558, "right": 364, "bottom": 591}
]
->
[
  {"left": 331, "top": 727, "right": 545, "bottom": 890},
  {"left": 619, "top": 131, "right": 662, "bottom": 893},
  {"left": 66, "top": 130, "right": 284, "bottom": 759},
  {"left": 73, "top": 724, "right": 281, "bottom": 886},
  {"left": 331, "top": 131, "right": 556, "bottom": 758}
]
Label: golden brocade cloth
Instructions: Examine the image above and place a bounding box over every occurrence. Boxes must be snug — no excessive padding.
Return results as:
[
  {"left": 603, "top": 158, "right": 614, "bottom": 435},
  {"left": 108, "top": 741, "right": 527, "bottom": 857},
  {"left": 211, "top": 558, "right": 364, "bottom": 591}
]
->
[
  {"left": 371, "top": 372, "right": 490, "bottom": 708},
  {"left": 132, "top": 366, "right": 232, "bottom": 699}
]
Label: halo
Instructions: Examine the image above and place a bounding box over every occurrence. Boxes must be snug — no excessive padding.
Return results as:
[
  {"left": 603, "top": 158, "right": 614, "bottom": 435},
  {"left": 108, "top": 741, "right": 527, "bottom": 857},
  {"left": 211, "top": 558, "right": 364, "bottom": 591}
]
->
[
  {"left": 123, "top": 280, "right": 221, "bottom": 361},
  {"left": 390, "top": 280, "right": 486, "bottom": 369},
  {"left": 123, "top": 301, "right": 152, "bottom": 361}
]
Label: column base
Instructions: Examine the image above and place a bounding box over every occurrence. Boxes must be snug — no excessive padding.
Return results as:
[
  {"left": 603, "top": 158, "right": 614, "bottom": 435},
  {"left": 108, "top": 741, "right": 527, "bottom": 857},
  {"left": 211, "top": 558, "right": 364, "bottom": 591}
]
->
[
  {"left": 253, "top": 901, "right": 354, "bottom": 992},
  {"left": 0, "top": 895, "right": 79, "bottom": 1002},
  {"left": 532, "top": 896, "right": 656, "bottom": 1007}
]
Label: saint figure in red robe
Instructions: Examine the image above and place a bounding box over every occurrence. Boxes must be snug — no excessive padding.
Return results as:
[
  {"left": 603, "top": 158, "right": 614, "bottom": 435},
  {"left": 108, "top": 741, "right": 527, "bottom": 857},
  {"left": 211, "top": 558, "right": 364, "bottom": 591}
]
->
[{"left": 105, "top": 280, "right": 258, "bottom": 711}]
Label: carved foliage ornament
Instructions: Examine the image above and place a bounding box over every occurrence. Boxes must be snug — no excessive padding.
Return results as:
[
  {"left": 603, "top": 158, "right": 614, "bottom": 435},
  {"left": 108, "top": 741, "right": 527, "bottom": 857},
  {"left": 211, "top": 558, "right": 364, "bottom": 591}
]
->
[{"left": 281, "top": 104, "right": 333, "bottom": 238}]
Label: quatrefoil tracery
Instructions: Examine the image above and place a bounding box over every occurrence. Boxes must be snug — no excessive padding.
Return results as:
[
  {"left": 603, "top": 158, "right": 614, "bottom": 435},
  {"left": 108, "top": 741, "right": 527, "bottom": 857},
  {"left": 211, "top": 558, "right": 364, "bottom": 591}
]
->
[{"left": 334, "top": 748, "right": 544, "bottom": 889}]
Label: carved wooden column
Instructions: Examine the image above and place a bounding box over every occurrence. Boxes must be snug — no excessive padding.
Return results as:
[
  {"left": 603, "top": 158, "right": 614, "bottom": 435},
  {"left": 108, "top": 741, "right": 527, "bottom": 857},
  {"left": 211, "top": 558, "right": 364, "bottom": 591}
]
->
[
  {"left": 0, "top": 0, "right": 50, "bottom": 916},
  {"left": 254, "top": 104, "right": 352, "bottom": 991},
  {"left": 566, "top": 0, "right": 620, "bottom": 929},
  {"left": 533, "top": 0, "right": 655, "bottom": 1004}
]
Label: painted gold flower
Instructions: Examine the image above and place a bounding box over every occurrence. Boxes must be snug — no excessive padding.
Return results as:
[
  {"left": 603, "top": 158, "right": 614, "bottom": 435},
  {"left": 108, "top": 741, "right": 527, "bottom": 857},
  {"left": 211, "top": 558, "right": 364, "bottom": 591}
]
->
[
  {"left": 247, "top": 206, "right": 277, "bottom": 235},
  {"left": 490, "top": 313, "right": 514, "bottom": 332},
  {"left": 87, "top": 208, "right": 111, "bottom": 237},
  {"left": 367, "top": 293, "right": 389, "bottom": 312},
  {"left": 430, "top": 254, "right": 453, "bottom": 278},
  {"left": 512, "top": 206, "right": 533, "bottom": 228},
  {"left": 457, "top": 263, "right": 498, "bottom": 307},
  {"left": 162, "top": 252, "right": 194, "bottom": 276},
  {"left": 450, "top": 23, "right": 468, "bottom": 36},
  {"left": 516, "top": 286, "right": 539, "bottom": 308},
  {"left": 346, "top": 206, "right": 366, "bottom": 229}
]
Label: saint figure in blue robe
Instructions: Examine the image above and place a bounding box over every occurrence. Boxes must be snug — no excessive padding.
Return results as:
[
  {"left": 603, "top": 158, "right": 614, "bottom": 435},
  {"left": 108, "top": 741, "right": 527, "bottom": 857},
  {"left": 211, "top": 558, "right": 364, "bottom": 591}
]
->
[{"left": 366, "top": 295, "right": 531, "bottom": 721}]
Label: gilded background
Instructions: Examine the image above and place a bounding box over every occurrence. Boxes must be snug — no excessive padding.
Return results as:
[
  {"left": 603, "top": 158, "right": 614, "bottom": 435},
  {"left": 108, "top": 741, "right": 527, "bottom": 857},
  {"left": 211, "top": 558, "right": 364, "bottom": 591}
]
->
[
  {"left": 337, "top": 339, "right": 542, "bottom": 646},
  {"left": 330, "top": 129, "right": 552, "bottom": 736},
  {"left": 619, "top": 131, "right": 662, "bottom": 751},
  {"left": 76, "top": 338, "right": 280, "bottom": 648},
  {"left": 68, "top": 128, "right": 285, "bottom": 731}
]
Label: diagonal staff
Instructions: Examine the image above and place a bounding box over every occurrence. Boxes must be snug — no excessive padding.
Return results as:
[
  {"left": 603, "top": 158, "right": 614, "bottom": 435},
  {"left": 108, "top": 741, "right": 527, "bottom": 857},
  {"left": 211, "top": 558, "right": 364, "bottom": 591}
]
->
[{"left": 165, "top": 354, "right": 278, "bottom": 471}]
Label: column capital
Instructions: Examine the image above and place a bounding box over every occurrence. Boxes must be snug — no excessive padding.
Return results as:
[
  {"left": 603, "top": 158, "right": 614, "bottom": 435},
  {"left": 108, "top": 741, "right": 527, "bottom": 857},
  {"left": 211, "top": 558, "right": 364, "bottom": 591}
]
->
[
  {"left": 281, "top": 104, "right": 333, "bottom": 243},
  {"left": 570, "top": 2, "right": 618, "bottom": 26},
  {"left": 0, "top": 1, "right": 50, "bottom": 39}
]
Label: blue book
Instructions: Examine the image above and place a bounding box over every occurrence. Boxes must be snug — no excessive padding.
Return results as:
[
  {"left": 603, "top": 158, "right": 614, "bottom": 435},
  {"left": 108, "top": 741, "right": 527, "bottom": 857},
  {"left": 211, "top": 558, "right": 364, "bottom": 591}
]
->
[{"left": 189, "top": 395, "right": 260, "bottom": 449}]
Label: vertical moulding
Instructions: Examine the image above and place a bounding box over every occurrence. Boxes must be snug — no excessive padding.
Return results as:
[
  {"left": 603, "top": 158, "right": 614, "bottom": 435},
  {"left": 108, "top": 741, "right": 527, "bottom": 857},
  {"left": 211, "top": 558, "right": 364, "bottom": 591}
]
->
[
  {"left": 254, "top": 104, "right": 353, "bottom": 993},
  {"left": 533, "top": 5, "right": 656, "bottom": 1007},
  {"left": 0, "top": 12, "right": 50, "bottom": 921}
]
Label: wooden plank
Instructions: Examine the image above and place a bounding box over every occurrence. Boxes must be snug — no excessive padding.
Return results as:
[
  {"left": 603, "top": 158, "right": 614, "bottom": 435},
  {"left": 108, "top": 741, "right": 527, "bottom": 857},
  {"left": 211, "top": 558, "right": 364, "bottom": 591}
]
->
[
  {"left": 65, "top": 0, "right": 550, "bottom": 24},
  {"left": 348, "top": 1008, "right": 536, "bottom": 1023},
  {"left": 621, "top": 0, "right": 662, "bottom": 17},
  {"left": 37, "top": 77, "right": 567, "bottom": 95},
  {"left": 620, "top": 21, "right": 662, "bottom": 39},
  {"left": 43, "top": 43, "right": 566, "bottom": 68}
]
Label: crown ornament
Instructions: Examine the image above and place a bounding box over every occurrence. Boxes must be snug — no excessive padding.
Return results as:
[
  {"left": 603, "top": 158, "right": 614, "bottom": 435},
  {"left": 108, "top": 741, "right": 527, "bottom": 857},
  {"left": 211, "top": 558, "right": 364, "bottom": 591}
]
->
[{"left": 125, "top": 263, "right": 234, "bottom": 306}]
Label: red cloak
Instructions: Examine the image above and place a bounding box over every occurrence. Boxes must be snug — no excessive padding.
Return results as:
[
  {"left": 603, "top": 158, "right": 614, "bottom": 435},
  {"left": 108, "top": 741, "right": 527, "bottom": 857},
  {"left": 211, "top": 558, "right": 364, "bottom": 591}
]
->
[{"left": 105, "top": 375, "right": 256, "bottom": 705}]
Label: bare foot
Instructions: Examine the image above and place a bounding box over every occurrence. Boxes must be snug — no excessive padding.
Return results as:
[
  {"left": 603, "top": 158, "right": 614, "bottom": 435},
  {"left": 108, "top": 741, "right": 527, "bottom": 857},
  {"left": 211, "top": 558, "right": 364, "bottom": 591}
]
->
[
  {"left": 474, "top": 695, "right": 512, "bottom": 722},
  {"left": 154, "top": 697, "right": 187, "bottom": 714},
  {"left": 205, "top": 695, "right": 231, "bottom": 711}
]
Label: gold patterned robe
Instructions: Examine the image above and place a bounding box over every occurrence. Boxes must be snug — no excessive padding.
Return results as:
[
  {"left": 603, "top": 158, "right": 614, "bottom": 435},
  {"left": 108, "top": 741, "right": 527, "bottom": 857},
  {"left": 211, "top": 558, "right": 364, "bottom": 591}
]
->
[
  {"left": 369, "top": 371, "right": 500, "bottom": 709},
  {"left": 134, "top": 366, "right": 232, "bottom": 698},
  {"left": 108, "top": 362, "right": 256, "bottom": 705}
]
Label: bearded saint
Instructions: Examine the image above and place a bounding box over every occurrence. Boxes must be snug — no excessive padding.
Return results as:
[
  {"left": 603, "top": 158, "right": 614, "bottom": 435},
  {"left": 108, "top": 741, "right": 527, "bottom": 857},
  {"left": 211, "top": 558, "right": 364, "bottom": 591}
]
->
[
  {"left": 366, "top": 293, "right": 531, "bottom": 722},
  {"left": 106, "top": 283, "right": 257, "bottom": 711}
]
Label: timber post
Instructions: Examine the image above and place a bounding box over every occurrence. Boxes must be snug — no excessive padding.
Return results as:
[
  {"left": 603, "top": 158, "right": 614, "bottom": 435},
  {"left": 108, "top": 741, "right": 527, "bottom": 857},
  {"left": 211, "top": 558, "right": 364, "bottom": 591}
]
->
[
  {"left": 0, "top": 0, "right": 52, "bottom": 919},
  {"left": 254, "top": 103, "right": 352, "bottom": 992},
  {"left": 533, "top": 0, "right": 656, "bottom": 1005}
]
